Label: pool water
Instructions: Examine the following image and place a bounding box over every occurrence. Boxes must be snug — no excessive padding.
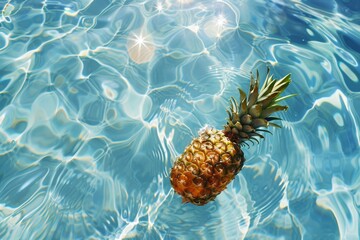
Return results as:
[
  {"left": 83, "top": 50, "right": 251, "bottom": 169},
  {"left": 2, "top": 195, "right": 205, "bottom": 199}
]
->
[{"left": 0, "top": 0, "right": 359, "bottom": 239}]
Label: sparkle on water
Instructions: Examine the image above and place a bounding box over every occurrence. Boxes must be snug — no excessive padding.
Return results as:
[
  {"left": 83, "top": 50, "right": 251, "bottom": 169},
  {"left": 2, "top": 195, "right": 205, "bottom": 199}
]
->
[{"left": 0, "top": 0, "right": 359, "bottom": 239}]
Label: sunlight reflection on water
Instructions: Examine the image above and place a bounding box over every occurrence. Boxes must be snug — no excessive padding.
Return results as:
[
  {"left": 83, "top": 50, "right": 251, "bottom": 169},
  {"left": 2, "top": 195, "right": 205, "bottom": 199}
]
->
[{"left": 0, "top": 0, "right": 359, "bottom": 239}]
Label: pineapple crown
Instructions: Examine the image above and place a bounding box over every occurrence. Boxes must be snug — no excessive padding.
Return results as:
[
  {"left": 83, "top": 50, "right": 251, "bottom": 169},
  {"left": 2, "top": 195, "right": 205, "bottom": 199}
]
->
[{"left": 224, "top": 68, "right": 295, "bottom": 146}]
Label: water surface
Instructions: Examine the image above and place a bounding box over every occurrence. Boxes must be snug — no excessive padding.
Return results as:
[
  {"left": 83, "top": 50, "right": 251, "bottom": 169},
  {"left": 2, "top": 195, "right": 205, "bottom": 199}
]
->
[{"left": 0, "top": 0, "right": 359, "bottom": 239}]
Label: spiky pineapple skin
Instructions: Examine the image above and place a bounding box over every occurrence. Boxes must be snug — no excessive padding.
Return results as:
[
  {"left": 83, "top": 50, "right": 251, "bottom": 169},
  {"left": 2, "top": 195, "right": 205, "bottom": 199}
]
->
[{"left": 170, "top": 127, "right": 245, "bottom": 206}]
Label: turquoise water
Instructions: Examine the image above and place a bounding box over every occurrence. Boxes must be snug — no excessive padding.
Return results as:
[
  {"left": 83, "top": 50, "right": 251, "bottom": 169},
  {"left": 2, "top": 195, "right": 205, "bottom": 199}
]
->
[{"left": 0, "top": 0, "right": 359, "bottom": 239}]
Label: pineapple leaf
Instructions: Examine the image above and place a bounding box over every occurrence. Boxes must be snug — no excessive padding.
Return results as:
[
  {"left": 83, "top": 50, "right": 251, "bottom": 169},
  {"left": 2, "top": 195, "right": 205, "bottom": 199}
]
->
[
  {"left": 265, "top": 116, "right": 282, "bottom": 122},
  {"left": 252, "top": 118, "right": 268, "bottom": 128},
  {"left": 239, "top": 91, "right": 247, "bottom": 115},
  {"left": 247, "top": 138, "right": 256, "bottom": 145},
  {"left": 248, "top": 79, "right": 259, "bottom": 108},
  {"left": 262, "top": 68, "right": 271, "bottom": 89},
  {"left": 226, "top": 110, "right": 232, "bottom": 120},
  {"left": 239, "top": 88, "right": 246, "bottom": 102},
  {"left": 250, "top": 72, "right": 255, "bottom": 89},
  {"left": 261, "top": 105, "right": 288, "bottom": 118},
  {"left": 257, "top": 129, "right": 273, "bottom": 134},
  {"left": 249, "top": 104, "right": 262, "bottom": 118},
  {"left": 249, "top": 137, "right": 260, "bottom": 144},
  {"left": 272, "top": 79, "right": 291, "bottom": 94},
  {"left": 238, "top": 88, "right": 247, "bottom": 114},
  {"left": 260, "top": 68, "right": 273, "bottom": 95},
  {"left": 269, "top": 122, "right": 282, "bottom": 128},
  {"left": 250, "top": 132, "right": 265, "bottom": 139},
  {"left": 231, "top": 97, "right": 238, "bottom": 111},
  {"left": 258, "top": 78, "right": 276, "bottom": 99},
  {"left": 274, "top": 74, "right": 291, "bottom": 87},
  {"left": 257, "top": 91, "right": 281, "bottom": 108},
  {"left": 229, "top": 101, "right": 234, "bottom": 112},
  {"left": 274, "top": 93, "right": 297, "bottom": 103},
  {"left": 243, "top": 142, "right": 251, "bottom": 148}
]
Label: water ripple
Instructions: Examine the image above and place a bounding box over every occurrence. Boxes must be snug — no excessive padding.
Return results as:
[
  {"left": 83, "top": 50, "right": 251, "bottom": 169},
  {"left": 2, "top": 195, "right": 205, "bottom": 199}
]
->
[{"left": 0, "top": 0, "right": 359, "bottom": 239}]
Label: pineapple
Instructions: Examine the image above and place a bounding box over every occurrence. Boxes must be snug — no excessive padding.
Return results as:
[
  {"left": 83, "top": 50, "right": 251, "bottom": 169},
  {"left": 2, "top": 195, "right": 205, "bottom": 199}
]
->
[{"left": 170, "top": 68, "right": 293, "bottom": 206}]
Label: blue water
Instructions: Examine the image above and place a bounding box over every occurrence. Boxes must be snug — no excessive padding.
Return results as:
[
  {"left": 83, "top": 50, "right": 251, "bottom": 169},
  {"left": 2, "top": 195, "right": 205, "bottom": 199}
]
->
[{"left": 0, "top": 0, "right": 359, "bottom": 239}]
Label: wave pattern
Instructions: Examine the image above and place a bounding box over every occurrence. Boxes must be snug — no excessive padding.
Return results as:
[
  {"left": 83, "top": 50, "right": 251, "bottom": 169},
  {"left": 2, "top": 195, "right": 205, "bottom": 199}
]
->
[{"left": 0, "top": 0, "right": 359, "bottom": 239}]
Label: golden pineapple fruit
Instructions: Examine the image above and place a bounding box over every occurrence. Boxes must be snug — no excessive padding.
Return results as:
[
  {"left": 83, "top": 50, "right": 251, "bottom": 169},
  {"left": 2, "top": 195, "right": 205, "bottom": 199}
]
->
[{"left": 170, "top": 68, "right": 294, "bottom": 206}]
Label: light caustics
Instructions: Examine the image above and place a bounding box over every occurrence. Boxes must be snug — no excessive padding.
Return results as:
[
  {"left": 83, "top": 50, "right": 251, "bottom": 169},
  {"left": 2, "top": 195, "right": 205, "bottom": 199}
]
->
[{"left": 127, "top": 30, "right": 156, "bottom": 64}]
